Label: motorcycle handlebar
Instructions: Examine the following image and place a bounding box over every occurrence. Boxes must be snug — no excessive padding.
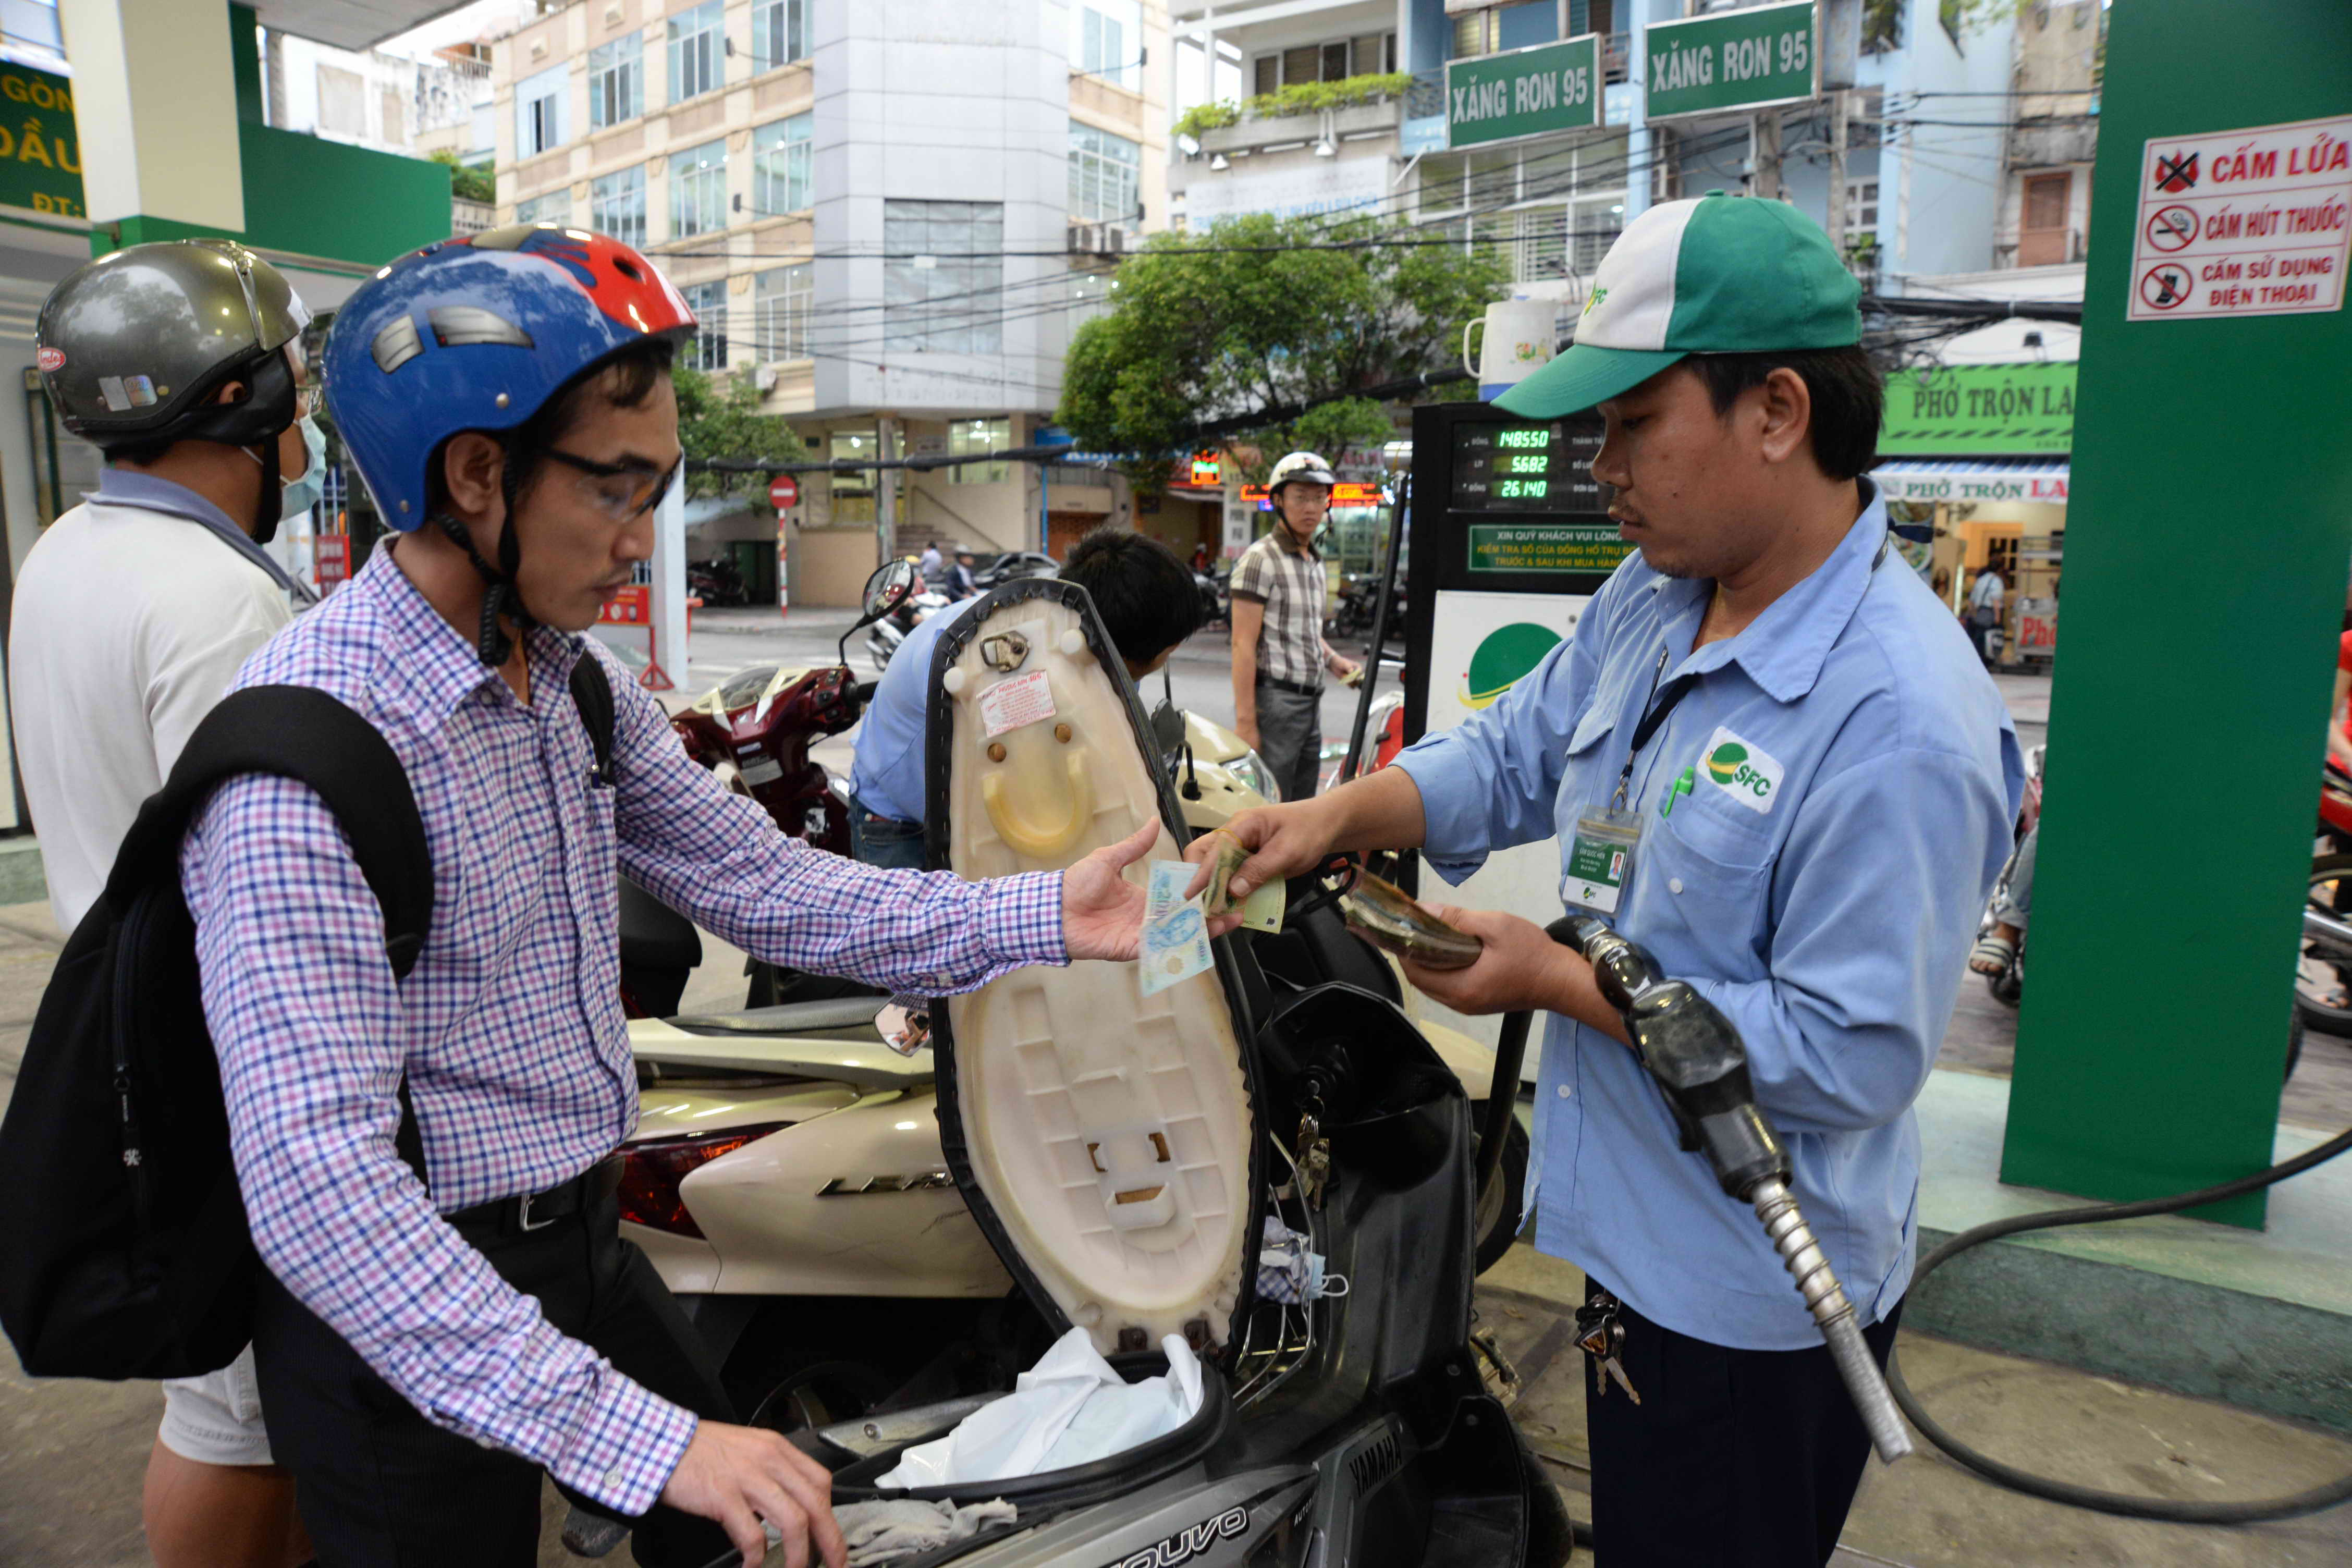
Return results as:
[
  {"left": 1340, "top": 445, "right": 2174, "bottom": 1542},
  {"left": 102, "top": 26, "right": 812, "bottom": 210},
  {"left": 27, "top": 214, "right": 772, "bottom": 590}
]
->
[{"left": 851, "top": 680, "right": 878, "bottom": 704}]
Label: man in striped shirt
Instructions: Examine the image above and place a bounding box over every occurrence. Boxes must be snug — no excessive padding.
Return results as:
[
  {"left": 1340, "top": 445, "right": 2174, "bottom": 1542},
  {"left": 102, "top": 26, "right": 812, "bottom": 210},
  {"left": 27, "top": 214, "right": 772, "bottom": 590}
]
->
[
  {"left": 1228, "top": 450, "right": 1360, "bottom": 803},
  {"left": 184, "top": 228, "right": 1211, "bottom": 1568}
]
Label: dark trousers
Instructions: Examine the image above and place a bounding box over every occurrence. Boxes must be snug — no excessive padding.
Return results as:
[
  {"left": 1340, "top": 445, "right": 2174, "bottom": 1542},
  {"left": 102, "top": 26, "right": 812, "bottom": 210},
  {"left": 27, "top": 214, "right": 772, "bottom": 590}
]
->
[
  {"left": 1584, "top": 1279, "right": 1904, "bottom": 1567},
  {"left": 250, "top": 1187, "right": 737, "bottom": 1568},
  {"left": 1253, "top": 680, "right": 1324, "bottom": 804},
  {"left": 850, "top": 805, "right": 926, "bottom": 871}
]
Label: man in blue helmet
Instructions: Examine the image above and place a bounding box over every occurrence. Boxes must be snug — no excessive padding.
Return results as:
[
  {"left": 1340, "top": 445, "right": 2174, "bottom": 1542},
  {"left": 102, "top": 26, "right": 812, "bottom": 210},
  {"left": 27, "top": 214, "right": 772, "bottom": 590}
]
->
[{"left": 176, "top": 226, "right": 1207, "bottom": 1568}]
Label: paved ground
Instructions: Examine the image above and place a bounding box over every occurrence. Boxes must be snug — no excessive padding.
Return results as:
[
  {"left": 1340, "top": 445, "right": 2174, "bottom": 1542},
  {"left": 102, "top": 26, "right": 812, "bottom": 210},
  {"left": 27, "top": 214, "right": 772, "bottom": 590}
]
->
[{"left": 9, "top": 630, "right": 2352, "bottom": 1564}]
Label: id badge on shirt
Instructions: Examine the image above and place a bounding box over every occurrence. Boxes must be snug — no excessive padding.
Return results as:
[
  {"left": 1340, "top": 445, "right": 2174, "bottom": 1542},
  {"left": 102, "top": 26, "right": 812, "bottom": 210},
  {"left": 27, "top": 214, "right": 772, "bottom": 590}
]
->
[{"left": 1562, "top": 807, "right": 1642, "bottom": 916}]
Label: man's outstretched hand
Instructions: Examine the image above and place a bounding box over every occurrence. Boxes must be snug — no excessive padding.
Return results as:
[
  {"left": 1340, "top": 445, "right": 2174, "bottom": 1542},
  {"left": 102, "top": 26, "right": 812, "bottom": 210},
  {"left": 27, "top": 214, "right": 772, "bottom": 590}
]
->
[{"left": 1063, "top": 819, "right": 1243, "bottom": 960}]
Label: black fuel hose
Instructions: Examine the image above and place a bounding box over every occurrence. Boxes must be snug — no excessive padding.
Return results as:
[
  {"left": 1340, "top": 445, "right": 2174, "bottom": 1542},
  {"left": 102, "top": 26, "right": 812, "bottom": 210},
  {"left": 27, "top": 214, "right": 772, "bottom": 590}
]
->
[{"left": 1886, "top": 1118, "right": 2352, "bottom": 1522}]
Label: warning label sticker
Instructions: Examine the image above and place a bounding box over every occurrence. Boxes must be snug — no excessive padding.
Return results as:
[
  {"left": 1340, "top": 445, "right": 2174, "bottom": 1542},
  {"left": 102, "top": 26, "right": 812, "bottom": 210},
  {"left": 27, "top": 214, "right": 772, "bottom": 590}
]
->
[
  {"left": 2129, "top": 114, "right": 2352, "bottom": 322},
  {"left": 978, "top": 668, "right": 1056, "bottom": 738}
]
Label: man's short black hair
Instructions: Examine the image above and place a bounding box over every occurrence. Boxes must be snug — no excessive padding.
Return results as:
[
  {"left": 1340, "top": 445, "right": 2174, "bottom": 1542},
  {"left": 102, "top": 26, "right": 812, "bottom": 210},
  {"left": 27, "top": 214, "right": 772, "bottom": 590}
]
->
[
  {"left": 1684, "top": 346, "right": 1882, "bottom": 482},
  {"left": 1060, "top": 528, "right": 1204, "bottom": 667}
]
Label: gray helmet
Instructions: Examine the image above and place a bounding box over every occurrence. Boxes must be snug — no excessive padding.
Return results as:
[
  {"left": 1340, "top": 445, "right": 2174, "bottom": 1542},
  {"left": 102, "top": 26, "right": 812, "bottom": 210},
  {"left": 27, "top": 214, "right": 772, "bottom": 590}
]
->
[{"left": 36, "top": 238, "right": 308, "bottom": 455}]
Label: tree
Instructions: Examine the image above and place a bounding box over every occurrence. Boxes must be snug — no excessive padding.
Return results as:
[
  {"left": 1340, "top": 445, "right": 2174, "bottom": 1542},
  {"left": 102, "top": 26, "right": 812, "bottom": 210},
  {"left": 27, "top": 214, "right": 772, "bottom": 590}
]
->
[
  {"left": 428, "top": 147, "right": 494, "bottom": 205},
  {"left": 1057, "top": 214, "right": 1508, "bottom": 489},
  {"left": 673, "top": 364, "right": 804, "bottom": 502}
]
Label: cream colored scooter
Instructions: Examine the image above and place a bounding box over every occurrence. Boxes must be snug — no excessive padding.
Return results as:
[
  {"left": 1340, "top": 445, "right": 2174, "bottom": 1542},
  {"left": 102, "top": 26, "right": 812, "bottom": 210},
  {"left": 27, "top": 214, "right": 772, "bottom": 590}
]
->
[{"left": 618, "top": 686, "right": 1526, "bottom": 1428}]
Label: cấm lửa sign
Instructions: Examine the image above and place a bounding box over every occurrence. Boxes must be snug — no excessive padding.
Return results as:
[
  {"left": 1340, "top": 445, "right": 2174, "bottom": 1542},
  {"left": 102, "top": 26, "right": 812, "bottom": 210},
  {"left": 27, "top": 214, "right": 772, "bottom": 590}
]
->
[{"left": 2129, "top": 113, "right": 2351, "bottom": 322}]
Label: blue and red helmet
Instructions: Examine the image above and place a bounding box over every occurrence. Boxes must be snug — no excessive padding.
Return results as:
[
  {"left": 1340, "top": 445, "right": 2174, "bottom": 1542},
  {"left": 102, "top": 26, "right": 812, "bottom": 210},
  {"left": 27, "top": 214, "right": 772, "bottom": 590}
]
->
[{"left": 323, "top": 224, "right": 696, "bottom": 532}]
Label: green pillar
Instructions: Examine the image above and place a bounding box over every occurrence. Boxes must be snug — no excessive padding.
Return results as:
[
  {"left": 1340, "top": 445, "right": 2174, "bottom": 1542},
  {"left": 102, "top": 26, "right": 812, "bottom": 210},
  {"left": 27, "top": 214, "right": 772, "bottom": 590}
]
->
[{"left": 2000, "top": 0, "right": 2352, "bottom": 1225}]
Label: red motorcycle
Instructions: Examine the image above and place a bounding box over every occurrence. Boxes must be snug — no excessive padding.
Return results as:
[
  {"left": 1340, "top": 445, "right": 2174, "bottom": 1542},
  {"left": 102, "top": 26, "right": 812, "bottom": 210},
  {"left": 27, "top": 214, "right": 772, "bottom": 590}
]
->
[{"left": 618, "top": 563, "right": 917, "bottom": 1013}]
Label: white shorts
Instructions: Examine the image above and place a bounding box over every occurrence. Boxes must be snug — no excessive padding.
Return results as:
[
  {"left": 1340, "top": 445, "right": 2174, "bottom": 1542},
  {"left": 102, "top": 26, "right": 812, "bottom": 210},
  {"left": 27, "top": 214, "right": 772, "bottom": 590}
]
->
[{"left": 157, "top": 1343, "right": 275, "bottom": 1467}]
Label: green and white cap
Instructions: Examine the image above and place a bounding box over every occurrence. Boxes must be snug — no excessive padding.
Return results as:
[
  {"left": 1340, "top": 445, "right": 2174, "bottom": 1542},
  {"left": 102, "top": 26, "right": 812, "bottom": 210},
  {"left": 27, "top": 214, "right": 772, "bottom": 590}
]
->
[{"left": 1494, "top": 191, "right": 1861, "bottom": 419}]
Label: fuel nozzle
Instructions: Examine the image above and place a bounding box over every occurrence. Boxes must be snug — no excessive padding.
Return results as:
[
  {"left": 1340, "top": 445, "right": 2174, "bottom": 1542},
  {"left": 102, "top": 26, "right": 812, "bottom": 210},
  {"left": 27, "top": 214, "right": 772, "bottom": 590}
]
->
[{"left": 1546, "top": 914, "right": 1913, "bottom": 1464}]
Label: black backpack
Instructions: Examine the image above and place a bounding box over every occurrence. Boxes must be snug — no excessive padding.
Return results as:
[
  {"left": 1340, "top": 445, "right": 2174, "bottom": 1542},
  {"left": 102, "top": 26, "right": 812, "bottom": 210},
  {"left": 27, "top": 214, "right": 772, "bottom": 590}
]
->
[{"left": 0, "top": 658, "right": 615, "bottom": 1380}]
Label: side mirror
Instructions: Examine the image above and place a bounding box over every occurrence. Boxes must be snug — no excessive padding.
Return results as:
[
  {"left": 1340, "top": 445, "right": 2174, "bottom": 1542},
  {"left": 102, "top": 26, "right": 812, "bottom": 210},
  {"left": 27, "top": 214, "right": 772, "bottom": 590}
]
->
[
  {"left": 875, "top": 1002, "right": 930, "bottom": 1058},
  {"left": 840, "top": 560, "right": 921, "bottom": 667},
  {"left": 860, "top": 561, "right": 919, "bottom": 626}
]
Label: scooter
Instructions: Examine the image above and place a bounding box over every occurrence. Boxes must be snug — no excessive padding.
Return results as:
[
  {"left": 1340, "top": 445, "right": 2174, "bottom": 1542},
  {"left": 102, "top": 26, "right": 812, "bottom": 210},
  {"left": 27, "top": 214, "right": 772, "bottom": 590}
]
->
[
  {"left": 619, "top": 563, "right": 920, "bottom": 1015},
  {"left": 613, "top": 590, "right": 1533, "bottom": 1468},
  {"left": 616, "top": 579, "right": 1563, "bottom": 1567}
]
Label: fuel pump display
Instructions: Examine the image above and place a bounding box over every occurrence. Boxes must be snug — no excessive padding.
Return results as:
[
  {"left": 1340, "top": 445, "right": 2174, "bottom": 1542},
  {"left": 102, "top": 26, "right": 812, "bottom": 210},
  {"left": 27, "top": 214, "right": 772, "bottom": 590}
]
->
[{"left": 1448, "top": 419, "right": 1607, "bottom": 512}]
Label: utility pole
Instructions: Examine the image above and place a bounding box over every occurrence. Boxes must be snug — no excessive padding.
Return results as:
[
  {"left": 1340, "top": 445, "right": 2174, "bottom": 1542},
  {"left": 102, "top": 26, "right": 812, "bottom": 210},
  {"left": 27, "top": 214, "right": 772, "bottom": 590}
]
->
[
  {"left": 875, "top": 415, "right": 898, "bottom": 568},
  {"left": 1827, "top": 89, "right": 1849, "bottom": 261},
  {"left": 1752, "top": 109, "right": 1783, "bottom": 200}
]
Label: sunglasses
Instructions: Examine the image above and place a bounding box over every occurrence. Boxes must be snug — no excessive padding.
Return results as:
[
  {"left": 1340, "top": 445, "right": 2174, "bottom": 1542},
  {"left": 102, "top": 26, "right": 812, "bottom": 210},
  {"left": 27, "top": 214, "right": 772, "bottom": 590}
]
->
[{"left": 544, "top": 447, "right": 684, "bottom": 522}]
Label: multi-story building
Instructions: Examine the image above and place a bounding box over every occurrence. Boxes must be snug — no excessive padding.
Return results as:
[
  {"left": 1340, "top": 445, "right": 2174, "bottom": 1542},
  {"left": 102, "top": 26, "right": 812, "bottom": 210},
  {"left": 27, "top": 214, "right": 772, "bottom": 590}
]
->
[
  {"left": 1170, "top": 0, "right": 2018, "bottom": 304},
  {"left": 492, "top": 0, "right": 1172, "bottom": 604}
]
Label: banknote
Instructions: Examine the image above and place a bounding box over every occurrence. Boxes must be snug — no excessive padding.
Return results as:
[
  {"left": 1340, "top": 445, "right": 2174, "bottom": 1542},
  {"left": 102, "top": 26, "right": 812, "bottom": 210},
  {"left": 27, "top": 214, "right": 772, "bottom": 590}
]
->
[
  {"left": 1200, "top": 831, "right": 1285, "bottom": 934},
  {"left": 1140, "top": 860, "right": 1215, "bottom": 995},
  {"left": 1140, "top": 903, "right": 1214, "bottom": 996}
]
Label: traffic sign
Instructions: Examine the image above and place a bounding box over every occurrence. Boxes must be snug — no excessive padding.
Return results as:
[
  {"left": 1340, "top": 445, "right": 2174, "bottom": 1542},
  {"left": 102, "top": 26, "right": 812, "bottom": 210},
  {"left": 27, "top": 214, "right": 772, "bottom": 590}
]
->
[{"left": 769, "top": 475, "right": 799, "bottom": 511}]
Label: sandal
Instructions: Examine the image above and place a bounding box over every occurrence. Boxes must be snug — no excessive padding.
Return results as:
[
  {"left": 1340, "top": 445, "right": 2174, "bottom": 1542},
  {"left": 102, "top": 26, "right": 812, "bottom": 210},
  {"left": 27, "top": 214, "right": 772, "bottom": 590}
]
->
[{"left": 1969, "top": 933, "right": 2016, "bottom": 976}]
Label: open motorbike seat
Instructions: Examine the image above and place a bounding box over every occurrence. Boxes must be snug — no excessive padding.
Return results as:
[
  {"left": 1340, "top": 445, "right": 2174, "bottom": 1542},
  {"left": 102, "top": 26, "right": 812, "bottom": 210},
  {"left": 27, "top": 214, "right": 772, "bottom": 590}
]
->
[{"left": 925, "top": 581, "right": 1264, "bottom": 1359}]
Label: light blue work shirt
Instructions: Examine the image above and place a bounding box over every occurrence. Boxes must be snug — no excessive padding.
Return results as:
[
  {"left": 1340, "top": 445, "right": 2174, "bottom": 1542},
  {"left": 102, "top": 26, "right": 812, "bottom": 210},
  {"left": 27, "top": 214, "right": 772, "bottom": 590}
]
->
[
  {"left": 848, "top": 596, "right": 981, "bottom": 822},
  {"left": 1393, "top": 483, "right": 2022, "bottom": 1350}
]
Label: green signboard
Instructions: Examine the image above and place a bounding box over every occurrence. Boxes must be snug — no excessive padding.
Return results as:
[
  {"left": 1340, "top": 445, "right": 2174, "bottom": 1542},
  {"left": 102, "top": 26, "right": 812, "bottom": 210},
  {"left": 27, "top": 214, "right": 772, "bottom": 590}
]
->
[
  {"left": 1446, "top": 35, "right": 1602, "bottom": 150},
  {"left": 1878, "top": 362, "right": 2077, "bottom": 457},
  {"left": 1467, "top": 522, "right": 1631, "bottom": 574},
  {"left": 0, "top": 62, "right": 84, "bottom": 218},
  {"left": 1644, "top": 1, "right": 1816, "bottom": 122}
]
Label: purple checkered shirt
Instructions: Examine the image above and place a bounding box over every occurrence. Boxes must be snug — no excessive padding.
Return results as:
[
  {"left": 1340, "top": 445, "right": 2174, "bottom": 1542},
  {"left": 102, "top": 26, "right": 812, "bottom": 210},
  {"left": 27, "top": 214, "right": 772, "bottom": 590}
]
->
[{"left": 180, "top": 546, "right": 1066, "bottom": 1515}]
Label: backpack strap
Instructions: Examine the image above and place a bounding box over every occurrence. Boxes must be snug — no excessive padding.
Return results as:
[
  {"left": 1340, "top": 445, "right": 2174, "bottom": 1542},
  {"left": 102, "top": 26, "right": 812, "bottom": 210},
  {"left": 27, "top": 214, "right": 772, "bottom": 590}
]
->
[
  {"left": 569, "top": 651, "right": 617, "bottom": 789},
  {"left": 107, "top": 685, "right": 432, "bottom": 976}
]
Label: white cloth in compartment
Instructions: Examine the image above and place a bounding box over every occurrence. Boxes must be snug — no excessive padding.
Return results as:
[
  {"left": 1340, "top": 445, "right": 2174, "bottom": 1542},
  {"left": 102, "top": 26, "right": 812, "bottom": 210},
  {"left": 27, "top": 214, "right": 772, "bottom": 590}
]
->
[
  {"left": 876, "top": 1327, "right": 1204, "bottom": 1488},
  {"left": 833, "top": 1498, "right": 1017, "bottom": 1565}
]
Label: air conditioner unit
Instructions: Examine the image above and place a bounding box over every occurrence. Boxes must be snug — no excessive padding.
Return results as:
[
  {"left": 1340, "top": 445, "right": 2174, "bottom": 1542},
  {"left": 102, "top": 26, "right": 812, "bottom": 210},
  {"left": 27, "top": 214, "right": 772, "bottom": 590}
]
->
[{"left": 1068, "top": 222, "right": 1129, "bottom": 256}]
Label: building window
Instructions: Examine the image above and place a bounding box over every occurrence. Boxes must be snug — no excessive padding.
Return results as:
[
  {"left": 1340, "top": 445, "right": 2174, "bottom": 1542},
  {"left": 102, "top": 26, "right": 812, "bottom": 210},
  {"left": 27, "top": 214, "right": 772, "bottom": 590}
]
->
[
  {"left": 883, "top": 200, "right": 1002, "bottom": 354},
  {"left": 829, "top": 431, "right": 876, "bottom": 499},
  {"left": 589, "top": 33, "right": 642, "bottom": 128},
  {"left": 1451, "top": 3, "right": 1552, "bottom": 60},
  {"left": 752, "top": 0, "right": 808, "bottom": 71},
  {"left": 755, "top": 263, "right": 813, "bottom": 360},
  {"left": 318, "top": 64, "right": 366, "bottom": 138},
  {"left": 516, "top": 190, "right": 572, "bottom": 226},
  {"left": 950, "top": 417, "right": 1011, "bottom": 483},
  {"left": 670, "top": 139, "right": 728, "bottom": 239},
  {"left": 1846, "top": 178, "right": 1880, "bottom": 239},
  {"left": 515, "top": 62, "right": 569, "bottom": 156},
  {"left": 593, "top": 165, "right": 646, "bottom": 247},
  {"left": 681, "top": 279, "right": 727, "bottom": 372},
  {"left": 669, "top": 0, "right": 724, "bottom": 105},
  {"left": 1068, "top": 120, "right": 1140, "bottom": 225},
  {"left": 2019, "top": 171, "right": 2072, "bottom": 266},
  {"left": 1255, "top": 31, "right": 1395, "bottom": 91},
  {"left": 752, "top": 114, "right": 813, "bottom": 214},
  {"left": 1070, "top": 1, "right": 1141, "bottom": 91}
]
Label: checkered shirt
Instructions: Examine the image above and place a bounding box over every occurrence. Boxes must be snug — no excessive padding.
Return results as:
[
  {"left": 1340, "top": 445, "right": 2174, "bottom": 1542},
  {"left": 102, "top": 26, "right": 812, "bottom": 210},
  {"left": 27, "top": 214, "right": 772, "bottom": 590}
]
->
[
  {"left": 180, "top": 546, "right": 1066, "bottom": 1515},
  {"left": 1229, "top": 529, "right": 1327, "bottom": 688}
]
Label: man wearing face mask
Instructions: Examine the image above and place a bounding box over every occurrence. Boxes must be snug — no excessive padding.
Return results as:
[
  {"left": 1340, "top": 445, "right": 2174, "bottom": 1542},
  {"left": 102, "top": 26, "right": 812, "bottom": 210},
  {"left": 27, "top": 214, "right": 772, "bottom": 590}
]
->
[{"left": 9, "top": 238, "right": 323, "bottom": 1568}]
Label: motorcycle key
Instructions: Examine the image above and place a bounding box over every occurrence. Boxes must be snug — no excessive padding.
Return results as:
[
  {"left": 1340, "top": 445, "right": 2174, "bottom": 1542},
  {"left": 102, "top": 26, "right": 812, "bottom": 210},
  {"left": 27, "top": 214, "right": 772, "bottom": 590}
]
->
[
  {"left": 1295, "top": 1110, "right": 1332, "bottom": 1211},
  {"left": 1574, "top": 1292, "right": 1642, "bottom": 1404}
]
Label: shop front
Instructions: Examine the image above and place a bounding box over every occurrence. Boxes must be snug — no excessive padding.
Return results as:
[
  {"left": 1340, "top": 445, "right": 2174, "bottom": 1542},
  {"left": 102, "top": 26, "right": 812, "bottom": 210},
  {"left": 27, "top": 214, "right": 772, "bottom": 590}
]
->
[{"left": 1873, "top": 359, "right": 2076, "bottom": 662}]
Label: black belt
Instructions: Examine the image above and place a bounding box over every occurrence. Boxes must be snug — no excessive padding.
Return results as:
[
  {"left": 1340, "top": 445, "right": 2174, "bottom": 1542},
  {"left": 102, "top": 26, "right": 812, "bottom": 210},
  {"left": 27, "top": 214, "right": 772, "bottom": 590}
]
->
[
  {"left": 1257, "top": 673, "right": 1322, "bottom": 697},
  {"left": 446, "top": 1155, "right": 626, "bottom": 1243}
]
